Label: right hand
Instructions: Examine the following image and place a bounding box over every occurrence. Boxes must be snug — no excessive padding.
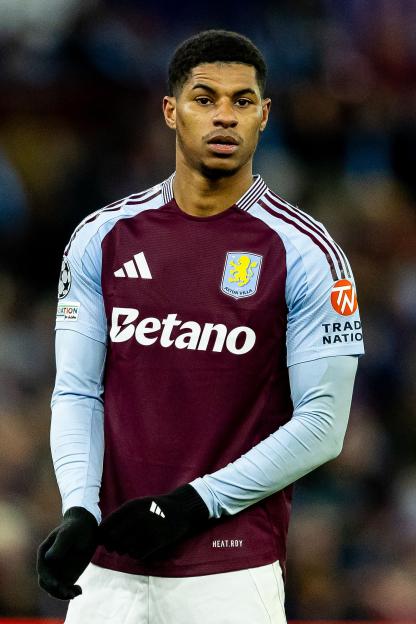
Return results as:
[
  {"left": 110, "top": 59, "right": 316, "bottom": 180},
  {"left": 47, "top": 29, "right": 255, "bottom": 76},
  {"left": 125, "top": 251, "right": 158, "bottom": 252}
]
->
[{"left": 37, "top": 507, "right": 98, "bottom": 600}]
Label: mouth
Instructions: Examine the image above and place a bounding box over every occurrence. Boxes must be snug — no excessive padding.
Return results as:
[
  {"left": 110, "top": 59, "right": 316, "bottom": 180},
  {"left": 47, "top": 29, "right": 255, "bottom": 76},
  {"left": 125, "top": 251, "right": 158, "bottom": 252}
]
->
[{"left": 206, "top": 135, "right": 240, "bottom": 155}]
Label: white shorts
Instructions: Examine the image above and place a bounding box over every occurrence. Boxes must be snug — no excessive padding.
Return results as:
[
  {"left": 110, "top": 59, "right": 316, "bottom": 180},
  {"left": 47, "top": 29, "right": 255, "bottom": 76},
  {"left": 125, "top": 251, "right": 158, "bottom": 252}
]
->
[{"left": 65, "top": 561, "right": 286, "bottom": 624}]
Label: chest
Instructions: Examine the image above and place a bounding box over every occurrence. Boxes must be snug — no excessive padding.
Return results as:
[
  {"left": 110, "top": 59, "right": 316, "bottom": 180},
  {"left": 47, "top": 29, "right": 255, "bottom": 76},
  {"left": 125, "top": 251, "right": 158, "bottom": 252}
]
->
[{"left": 101, "top": 210, "right": 288, "bottom": 354}]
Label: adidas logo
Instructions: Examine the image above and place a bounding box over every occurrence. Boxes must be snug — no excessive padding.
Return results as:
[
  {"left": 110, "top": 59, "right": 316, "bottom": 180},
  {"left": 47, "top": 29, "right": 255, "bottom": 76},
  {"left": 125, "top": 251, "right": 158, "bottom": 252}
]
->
[
  {"left": 114, "top": 252, "right": 152, "bottom": 279},
  {"left": 150, "top": 501, "right": 165, "bottom": 518}
]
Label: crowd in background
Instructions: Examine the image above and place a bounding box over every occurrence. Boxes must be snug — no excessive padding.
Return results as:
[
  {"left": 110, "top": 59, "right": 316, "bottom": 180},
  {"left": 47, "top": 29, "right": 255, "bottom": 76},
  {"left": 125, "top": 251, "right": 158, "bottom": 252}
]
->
[{"left": 0, "top": 0, "right": 415, "bottom": 618}]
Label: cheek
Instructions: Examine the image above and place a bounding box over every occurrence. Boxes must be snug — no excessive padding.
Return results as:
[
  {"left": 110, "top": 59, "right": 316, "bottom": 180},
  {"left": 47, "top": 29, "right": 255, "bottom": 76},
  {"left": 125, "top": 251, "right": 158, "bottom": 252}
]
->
[
  {"left": 177, "top": 110, "right": 199, "bottom": 141},
  {"left": 243, "top": 117, "right": 262, "bottom": 147}
]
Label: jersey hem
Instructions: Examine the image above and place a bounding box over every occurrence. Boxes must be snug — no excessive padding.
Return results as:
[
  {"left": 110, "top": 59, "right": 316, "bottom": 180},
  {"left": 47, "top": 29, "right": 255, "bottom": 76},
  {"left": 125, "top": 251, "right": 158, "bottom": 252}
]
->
[{"left": 91, "top": 549, "right": 281, "bottom": 578}]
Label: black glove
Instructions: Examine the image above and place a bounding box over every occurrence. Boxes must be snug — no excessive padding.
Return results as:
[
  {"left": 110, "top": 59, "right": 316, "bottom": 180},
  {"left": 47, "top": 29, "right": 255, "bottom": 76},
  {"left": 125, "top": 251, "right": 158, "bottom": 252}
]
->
[
  {"left": 98, "top": 484, "right": 209, "bottom": 560},
  {"left": 37, "top": 507, "right": 98, "bottom": 600}
]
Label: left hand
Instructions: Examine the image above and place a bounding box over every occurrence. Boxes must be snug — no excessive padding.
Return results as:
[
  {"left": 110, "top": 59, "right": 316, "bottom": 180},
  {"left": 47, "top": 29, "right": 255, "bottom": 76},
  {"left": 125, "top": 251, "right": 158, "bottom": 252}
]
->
[{"left": 98, "top": 484, "right": 209, "bottom": 560}]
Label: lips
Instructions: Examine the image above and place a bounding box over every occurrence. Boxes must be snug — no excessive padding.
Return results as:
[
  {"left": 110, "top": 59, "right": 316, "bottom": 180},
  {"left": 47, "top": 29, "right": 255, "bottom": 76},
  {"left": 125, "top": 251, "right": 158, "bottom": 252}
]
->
[
  {"left": 207, "top": 135, "right": 239, "bottom": 146},
  {"left": 206, "top": 134, "right": 240, "bottom": 155}
]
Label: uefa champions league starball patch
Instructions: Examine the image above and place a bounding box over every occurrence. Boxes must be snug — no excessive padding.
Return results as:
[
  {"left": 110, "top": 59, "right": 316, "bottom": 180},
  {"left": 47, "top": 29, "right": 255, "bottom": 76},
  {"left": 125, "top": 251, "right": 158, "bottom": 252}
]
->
[{"left": 58, "top": 256, "right": 72, "bottom": 299}]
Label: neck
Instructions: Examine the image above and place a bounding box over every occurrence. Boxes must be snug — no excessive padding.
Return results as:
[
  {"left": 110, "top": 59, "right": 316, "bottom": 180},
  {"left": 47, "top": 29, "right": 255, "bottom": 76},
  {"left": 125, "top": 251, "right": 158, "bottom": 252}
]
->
[{"left": 173, "top": 153, "right": 254, "bottom": 217}]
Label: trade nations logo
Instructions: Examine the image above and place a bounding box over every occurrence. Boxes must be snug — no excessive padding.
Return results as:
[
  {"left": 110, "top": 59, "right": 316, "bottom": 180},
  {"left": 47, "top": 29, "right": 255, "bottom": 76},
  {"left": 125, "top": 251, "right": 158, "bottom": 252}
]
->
[
  {"left": 221, "top": 252, "right": 262, "bottom": 299},
  {"left": 330, "top": 279, "right": 358, "bottom": 316}
]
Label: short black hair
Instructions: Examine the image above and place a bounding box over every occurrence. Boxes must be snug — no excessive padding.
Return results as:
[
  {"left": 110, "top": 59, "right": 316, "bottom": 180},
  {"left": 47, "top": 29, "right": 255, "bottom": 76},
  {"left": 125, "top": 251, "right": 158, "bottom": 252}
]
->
[{"left": 168, "top": 29, "right": 267, "bottom": 97}]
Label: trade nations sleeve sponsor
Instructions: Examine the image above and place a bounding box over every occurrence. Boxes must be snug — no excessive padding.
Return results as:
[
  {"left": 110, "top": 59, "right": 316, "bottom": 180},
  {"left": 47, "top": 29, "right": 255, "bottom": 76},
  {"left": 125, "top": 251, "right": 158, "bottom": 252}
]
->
[
  {"left": 322, "top": 279, "right": 363, "bottom": 346},
  {"left": 285, "top": 233, "right": 364, "bottom": 365},
  {"left": 322, "top": 319, "right": 363, "bottom": 345},
  {"left": 330, "top": 279, "right": 358, "bottom": 316}
]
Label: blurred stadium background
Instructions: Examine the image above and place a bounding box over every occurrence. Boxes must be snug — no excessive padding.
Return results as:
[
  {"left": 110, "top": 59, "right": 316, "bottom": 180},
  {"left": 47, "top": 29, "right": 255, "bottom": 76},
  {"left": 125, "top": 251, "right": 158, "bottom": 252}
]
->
[{"left": 0, "top": 0, "right": 415, "bottom": 619}]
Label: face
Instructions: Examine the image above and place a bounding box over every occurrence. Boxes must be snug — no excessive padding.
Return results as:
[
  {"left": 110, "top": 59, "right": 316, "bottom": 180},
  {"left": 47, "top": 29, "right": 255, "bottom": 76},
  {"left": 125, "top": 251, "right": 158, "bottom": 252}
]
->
[{"left": 163, "top": 63, "right": 271, "bottom": 178}]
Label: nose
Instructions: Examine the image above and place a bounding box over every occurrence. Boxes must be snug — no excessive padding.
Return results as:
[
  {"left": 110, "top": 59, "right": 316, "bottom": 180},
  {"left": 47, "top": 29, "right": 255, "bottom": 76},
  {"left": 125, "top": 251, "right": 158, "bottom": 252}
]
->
[{"left": 213, "top": 98, "right": 238, "bottom": 128}]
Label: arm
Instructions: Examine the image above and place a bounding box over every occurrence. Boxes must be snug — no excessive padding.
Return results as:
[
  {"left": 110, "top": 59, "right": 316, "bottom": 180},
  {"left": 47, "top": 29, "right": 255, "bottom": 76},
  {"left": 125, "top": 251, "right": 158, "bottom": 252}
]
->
[
  {"left": 190, "top": 211, "right": 362, "bottom": 515},
  {"left": 51, "top": 328, "right": 106, "bottom": 523},
  {"left": 38, "top": 217, "right": 108, "bottom": 600},
  {"left": 190, "top": 354, "right": 358, "bottom": 517},
  {"left": 37, "top": 329, "right": 106, "bottom": 600}
]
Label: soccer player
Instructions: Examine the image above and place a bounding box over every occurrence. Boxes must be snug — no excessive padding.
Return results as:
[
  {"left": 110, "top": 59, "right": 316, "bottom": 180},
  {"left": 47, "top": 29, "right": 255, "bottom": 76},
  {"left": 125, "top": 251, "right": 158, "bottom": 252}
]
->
[{"left": 37, "top": 30, "right": 364, "bottom": 623}]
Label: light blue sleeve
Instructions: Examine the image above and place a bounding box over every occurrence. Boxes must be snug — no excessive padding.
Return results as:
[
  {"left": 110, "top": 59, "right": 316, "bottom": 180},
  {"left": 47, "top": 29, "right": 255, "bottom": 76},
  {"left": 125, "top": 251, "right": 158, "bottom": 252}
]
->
[
  {"left": 283, "top": 233, "right": 364, "bottom": 366},
  {"left": 54, "top": 191, "right": 163, "bottom": 341},
  {"left": 248, "top": 203, "right": 365, "bottom": 366},
  {"left": 51, "top": 329, "right": 106, "bottom": 523},
  {"left": 55, "top": 206, "right": 136, "bottom": 343},
  {"left": 55, "top": 228, "right": 107, "bottom": 343},
  {"left": 190, "top": 355, "right": 358, "bottom": 518}
]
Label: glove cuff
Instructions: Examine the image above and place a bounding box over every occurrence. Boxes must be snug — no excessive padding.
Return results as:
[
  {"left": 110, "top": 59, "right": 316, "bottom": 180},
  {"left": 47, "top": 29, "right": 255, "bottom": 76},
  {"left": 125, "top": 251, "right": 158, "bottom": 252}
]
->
[
  {"left": 64, "top": 506, "right": 98, "bottom": 527},
  {"left": 169, "top": 484, "right": 209, "bottom": 523}
]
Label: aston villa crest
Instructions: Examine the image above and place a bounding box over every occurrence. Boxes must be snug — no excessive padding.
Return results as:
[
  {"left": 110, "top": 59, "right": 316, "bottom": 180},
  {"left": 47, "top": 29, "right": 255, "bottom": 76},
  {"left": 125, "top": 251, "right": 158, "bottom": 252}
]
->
[{"left": 221, "top": 252, "right": 263, "bottom": 299}]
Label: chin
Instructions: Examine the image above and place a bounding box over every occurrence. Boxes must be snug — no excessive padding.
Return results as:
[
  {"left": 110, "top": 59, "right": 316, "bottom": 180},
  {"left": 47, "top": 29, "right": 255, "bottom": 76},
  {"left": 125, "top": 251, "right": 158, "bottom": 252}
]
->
[{"left": 199, "top": 161, "right": 241, "bottom": 180}]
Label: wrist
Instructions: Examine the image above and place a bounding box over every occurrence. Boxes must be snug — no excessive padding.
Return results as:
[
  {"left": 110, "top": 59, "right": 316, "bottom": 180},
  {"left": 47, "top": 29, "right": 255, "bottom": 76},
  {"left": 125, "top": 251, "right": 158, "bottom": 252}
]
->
[
  {"left": 169, "top": 484, "right": 210, "bottom": 523},
  {"left": 64, "top": 506, "right": 98, "bottom": 526}
]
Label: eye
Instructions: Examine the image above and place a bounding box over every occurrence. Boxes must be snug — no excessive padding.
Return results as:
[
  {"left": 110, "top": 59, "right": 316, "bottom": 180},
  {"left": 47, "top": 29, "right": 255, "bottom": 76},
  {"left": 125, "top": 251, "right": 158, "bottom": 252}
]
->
[
  {"left": 236, "top": 98, "right": 252, "bottom": 107},
  {"left": 195, "top": 96, "right": 212, "bottom": 105}
]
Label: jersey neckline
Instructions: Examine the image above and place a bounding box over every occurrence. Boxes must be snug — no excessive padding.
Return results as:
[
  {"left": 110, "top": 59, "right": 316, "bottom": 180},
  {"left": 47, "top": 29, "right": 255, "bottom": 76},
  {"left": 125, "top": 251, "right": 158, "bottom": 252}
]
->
[
  {"left": 167, "top": 198, "right": 241, "bottom": 222},
  {"left": 161, "top": 172, "right": 269, "bottom": 215}
]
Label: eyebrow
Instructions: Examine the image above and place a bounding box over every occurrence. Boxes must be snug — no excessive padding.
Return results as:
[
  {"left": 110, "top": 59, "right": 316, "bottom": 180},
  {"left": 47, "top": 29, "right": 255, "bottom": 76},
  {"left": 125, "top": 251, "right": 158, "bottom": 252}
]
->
[{"left": 191, "top": 83, "right": 257, "bottom": 97}]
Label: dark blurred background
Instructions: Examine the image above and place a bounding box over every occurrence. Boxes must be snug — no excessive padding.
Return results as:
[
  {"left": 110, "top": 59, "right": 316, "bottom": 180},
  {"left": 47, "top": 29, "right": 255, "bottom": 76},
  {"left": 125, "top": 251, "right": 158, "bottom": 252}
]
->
[{"left": 0, "top": 0, "right": 415, "bottom": 619}]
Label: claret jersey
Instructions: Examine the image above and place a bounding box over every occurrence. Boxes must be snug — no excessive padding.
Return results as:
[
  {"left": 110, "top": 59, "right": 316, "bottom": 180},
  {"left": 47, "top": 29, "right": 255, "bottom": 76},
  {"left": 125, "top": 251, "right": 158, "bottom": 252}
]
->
[{"left": 56, "top": 174, "right": 364, "bottom": 577}]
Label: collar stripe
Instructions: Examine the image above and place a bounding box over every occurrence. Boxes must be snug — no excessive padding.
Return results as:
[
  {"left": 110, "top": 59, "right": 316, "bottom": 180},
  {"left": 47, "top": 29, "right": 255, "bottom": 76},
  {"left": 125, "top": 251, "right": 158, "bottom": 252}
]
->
[
  {"left": 237, "top": 176, "right": 268, "bottom": 211},
  {"left": 162, "top": 172, "right": 268, "bottom": 211},
  {"left": 162, "top": 173, "right": 175, "bottom": 204}
]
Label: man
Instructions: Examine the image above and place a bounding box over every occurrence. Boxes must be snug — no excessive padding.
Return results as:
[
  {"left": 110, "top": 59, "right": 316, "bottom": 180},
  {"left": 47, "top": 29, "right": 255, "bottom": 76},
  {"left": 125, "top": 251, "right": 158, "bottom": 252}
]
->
[{"left": 37, "top": 29, "right": 364, "bottom": 623}]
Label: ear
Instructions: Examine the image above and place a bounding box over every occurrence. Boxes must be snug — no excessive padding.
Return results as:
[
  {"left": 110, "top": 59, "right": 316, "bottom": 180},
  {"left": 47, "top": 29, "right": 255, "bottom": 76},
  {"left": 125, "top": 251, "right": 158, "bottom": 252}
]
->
[
  {"left": 259, "top": 97, "right": 271, "bottom": 132},
  {"left": 163, "top": 96, "right": 176, "bottom": 130}
]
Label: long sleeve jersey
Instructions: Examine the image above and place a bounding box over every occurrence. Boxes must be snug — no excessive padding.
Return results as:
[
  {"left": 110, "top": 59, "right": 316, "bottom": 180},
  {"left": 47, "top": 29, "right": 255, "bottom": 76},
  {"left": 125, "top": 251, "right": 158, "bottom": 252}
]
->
[{"left": 52, "top": 173, "right": 364, "bottom": 576}]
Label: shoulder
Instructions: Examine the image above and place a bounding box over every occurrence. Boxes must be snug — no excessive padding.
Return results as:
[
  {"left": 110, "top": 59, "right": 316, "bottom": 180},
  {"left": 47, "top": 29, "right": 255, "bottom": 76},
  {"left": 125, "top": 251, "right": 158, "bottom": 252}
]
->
[
  {"left": 248, "top": 189, "right": 351, "bottom": 282},
  {"left": 64, "top": 182, "right": 165, "bottom": 260}
]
